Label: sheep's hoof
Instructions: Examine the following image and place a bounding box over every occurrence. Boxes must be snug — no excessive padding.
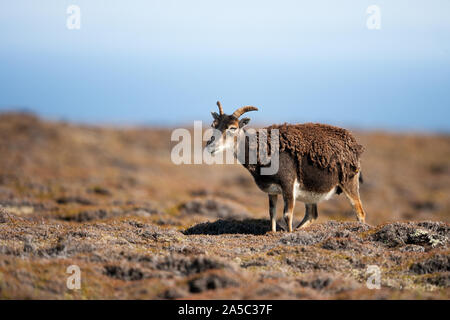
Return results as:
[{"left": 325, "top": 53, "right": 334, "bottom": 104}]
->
[{"left": 295, "top": 219, "right": 315, "bottom": 229}]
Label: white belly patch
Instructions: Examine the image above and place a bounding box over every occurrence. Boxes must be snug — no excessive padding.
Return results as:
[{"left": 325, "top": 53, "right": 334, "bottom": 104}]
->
[
  {"left": 294, "top": 181, "right": 336, "bottom": 204},
  {"left": 261, "top": 181, "right": 336, "bottom": 204}
]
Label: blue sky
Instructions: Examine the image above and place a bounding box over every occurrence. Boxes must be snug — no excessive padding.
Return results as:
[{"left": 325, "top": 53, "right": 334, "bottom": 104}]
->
[{"left": 0, "top": 1, "right": 449, "bottom": 131}]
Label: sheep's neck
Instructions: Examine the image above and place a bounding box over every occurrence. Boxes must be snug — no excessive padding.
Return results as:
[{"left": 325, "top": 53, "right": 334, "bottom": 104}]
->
[{"left": 234, "top": 130, "right": 259, "bottom": 176}]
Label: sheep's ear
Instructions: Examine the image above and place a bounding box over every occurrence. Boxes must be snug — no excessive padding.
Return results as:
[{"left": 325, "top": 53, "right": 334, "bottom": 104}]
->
[
  {"left": 239, "top": 117, "right": 250, "bottom": 128},
  {"left": 211, "top": 112, "right": 220, "bottom": 120}
]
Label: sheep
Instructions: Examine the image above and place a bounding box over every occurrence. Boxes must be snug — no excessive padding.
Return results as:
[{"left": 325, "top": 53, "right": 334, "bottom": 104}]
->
[{"left": 206, "top": 101, "right": 366, "bottom": 232}]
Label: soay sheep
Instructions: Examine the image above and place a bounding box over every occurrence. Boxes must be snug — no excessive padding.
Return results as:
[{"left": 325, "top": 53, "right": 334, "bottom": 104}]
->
[{"left": 206, "top": 101, "right": 366, "bottom": 232}]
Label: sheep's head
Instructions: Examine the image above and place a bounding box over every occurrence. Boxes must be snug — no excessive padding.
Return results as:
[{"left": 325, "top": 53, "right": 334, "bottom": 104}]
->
[{"left": 206, "top": 101, "right": 258, "bottom": 154}]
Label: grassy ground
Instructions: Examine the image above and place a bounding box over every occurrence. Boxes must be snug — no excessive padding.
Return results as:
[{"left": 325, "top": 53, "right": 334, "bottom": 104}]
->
[{"left": 0, "top": 113, "right": 448, "bottom": 299}]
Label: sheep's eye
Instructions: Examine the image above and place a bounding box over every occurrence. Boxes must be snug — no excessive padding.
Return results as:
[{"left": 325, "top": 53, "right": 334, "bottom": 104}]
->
[{"left": 226, "top": 127, "right": 237, "bottom": 136}]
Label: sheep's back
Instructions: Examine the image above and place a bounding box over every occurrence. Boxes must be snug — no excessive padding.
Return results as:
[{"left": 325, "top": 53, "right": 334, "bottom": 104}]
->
[{"left": 264, "top": 123, "right": 364, "bottom": 183}]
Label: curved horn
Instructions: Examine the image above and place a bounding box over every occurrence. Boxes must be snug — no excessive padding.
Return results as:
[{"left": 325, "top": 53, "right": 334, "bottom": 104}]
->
[
  {"left": 216, "top": 101, "right": 224, "bottom": 115},
  {"left": 232, "top": 106, "right": 258, "bottom": 118}
]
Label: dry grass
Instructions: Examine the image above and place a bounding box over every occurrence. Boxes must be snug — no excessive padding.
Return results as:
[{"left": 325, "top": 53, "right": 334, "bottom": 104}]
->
[{"left": 0, "top": 112, "right": 449, "bottom": 299}]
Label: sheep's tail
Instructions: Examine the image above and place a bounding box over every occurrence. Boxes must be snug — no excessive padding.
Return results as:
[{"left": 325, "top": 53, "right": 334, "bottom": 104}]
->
[{"left": 359, "top": 171, "right": 364, "bottom": 184}]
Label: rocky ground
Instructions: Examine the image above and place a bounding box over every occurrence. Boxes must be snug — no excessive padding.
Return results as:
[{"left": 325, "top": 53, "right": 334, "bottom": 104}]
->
[{"left": 0, "top": 113, "right": 449, "bottom": 299}]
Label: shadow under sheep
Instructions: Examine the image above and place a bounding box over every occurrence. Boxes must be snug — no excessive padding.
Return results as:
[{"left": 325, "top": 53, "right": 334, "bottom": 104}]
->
[
  {"left": 184, "top": 219, "right": 272, "bottom": 235},
  {"left": 184, "top": 218, "right": 297, "bottom": 235}
]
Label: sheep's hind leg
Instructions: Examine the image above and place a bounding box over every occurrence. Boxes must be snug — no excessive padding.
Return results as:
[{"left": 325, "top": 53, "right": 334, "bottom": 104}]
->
[
  {"left": 295, "top": 203, "right": 318, "bottom": 229},
  {"left": 268, "top": 194, "right": 278, "bottom": 232}
]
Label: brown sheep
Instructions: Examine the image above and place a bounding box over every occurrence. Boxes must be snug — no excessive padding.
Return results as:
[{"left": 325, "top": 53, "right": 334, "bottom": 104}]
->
[{"left": 206, "top": 101, "right": 366, "bottom": 232}]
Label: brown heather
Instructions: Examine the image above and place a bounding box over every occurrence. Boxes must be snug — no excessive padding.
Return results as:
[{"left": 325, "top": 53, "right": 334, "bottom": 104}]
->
[{"left": 0, "top": 112, "right": 448, "bottom": 299}]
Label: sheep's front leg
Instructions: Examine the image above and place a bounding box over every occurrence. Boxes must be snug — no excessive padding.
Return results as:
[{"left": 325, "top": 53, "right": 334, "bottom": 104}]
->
[
  {"left": 282, "top": 189, "right": 295, "bottom": 232},
  {"left": 268, "top": 194, "right": 278, "bottom": 232}
]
